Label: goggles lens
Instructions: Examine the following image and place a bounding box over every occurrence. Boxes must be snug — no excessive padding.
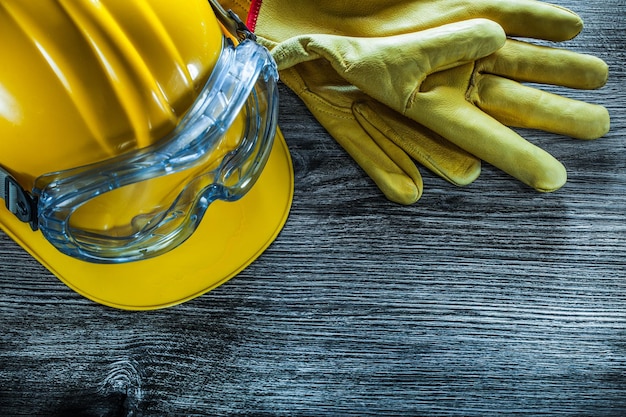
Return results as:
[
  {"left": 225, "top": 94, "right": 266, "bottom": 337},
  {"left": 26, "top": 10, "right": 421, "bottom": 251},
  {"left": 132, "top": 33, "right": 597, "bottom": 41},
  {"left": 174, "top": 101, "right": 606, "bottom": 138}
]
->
[{"left": 17, "top": 37, "right": 279, "bottom": 263}]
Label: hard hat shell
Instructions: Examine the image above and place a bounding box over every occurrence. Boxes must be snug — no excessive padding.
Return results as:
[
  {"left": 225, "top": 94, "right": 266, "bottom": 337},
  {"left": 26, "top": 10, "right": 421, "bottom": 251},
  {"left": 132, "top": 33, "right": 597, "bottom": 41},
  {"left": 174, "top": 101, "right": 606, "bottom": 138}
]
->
[
  {"left": 1, "top": 0, "right": 222, "bottom": 186},
  {"left": 0, "top": 0, "right": 293, "bottom": 309}
]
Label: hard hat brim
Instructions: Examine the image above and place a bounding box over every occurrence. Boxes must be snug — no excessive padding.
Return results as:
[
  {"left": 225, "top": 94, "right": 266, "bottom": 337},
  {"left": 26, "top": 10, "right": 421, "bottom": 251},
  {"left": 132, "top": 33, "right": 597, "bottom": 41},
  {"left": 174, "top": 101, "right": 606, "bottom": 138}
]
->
[{"left": 0, "top": 129, "right": 293, "bottom": 310}]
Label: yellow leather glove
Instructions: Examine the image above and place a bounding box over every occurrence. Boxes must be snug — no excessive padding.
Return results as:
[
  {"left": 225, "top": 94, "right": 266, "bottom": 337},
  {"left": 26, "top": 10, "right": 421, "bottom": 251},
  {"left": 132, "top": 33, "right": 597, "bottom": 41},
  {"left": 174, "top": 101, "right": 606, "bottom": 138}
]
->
[
  {"left": 221, "top": 0, "right": 610, "bottom": 202},
  {"left": 275, "top": 21, "right": 507, "bottom": 204}
]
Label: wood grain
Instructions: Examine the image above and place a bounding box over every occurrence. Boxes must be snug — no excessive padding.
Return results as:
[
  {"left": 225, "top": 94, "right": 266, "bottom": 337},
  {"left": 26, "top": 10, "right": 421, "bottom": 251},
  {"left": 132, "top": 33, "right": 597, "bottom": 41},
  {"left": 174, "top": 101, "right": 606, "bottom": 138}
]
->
[{"left": 1, "top": 1, "right": 625, "bottom": 415}]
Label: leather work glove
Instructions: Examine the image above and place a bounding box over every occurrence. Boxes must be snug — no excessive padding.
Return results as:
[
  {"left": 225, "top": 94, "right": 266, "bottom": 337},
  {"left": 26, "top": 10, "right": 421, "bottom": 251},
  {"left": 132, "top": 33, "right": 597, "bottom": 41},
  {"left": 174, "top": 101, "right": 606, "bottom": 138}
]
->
[{"left": 220, "top": 0, "right": 610, "bottom": 203}]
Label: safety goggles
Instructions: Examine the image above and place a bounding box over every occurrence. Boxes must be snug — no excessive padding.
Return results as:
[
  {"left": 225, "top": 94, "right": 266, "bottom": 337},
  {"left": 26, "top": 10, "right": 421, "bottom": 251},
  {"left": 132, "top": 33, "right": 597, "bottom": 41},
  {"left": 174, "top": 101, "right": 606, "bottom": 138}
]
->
[{"left": 0, "top": 7, "right": 279, "bottom": 263}]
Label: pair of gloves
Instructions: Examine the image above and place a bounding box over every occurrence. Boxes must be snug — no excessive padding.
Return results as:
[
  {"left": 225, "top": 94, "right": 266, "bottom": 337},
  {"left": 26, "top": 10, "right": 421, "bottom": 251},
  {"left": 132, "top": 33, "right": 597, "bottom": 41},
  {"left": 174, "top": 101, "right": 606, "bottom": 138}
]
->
[{"left": 221, "top": 0, "right": 610, "bottom": 204}]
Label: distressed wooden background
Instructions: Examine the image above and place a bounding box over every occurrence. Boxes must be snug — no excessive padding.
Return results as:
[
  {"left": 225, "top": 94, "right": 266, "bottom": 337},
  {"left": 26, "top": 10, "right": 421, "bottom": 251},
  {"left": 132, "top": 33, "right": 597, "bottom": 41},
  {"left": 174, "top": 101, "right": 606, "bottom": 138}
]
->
[{"left": 1, "top": 1, "right": 625, "bottom": 415}]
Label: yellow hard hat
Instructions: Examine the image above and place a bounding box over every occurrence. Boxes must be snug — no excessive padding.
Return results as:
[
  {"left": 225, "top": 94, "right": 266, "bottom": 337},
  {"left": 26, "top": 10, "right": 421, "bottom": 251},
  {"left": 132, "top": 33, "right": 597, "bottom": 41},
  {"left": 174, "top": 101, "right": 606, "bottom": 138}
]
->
[{"left": 0, "top": 0, "right": 293, "bottom": 309}]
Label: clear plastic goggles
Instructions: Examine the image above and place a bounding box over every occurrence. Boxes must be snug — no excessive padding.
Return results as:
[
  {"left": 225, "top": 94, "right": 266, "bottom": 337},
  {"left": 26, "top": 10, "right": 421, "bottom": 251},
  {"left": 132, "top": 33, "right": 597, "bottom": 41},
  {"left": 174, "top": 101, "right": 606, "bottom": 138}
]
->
[{"left": 1, "top": 36, "right": 279, "bottom": 263}]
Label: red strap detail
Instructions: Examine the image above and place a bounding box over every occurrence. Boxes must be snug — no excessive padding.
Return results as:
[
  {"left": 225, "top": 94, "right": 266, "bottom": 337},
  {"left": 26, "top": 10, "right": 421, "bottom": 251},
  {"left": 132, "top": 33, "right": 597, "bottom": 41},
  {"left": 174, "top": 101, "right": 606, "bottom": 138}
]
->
[{"left": 247, "top": 0, "right": 262, "bottom": 32}]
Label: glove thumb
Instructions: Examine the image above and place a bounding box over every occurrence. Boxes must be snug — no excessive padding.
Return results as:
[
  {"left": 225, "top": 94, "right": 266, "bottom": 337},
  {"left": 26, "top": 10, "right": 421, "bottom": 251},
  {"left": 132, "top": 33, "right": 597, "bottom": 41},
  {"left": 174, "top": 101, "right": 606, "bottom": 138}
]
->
[{"left": 271, "top": 19, "right": 506, "bottom": 111}]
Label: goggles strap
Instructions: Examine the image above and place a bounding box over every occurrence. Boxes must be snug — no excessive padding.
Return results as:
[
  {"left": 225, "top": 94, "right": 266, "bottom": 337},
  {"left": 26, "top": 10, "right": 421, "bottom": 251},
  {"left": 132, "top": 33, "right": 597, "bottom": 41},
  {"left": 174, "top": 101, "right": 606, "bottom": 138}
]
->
[{"left": 0, "top": 167, "right": 38, "bottom": 231}]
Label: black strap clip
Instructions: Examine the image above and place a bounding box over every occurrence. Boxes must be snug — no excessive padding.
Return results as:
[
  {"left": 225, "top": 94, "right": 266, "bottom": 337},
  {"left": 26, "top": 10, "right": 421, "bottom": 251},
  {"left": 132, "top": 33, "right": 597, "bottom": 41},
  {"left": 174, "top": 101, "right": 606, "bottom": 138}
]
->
[{"left": 3, "top": 176, "right": 38, "bottom": 231}]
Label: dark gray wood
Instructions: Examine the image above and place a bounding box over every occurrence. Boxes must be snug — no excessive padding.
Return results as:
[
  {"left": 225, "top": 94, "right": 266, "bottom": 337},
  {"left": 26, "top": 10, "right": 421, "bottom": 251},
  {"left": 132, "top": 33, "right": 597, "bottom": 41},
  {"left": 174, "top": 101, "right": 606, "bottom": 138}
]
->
[{"left": 1, "top": 1, "right": 625, "bottom": 415}]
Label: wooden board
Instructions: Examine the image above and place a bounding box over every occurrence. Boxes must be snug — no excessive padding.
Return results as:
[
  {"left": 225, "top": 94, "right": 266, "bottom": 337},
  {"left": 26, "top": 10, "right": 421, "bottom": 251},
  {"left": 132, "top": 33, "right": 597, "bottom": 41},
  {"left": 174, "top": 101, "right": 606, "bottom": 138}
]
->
[{"left": 1, "top": 1, "right": 625, "bottom": 415}]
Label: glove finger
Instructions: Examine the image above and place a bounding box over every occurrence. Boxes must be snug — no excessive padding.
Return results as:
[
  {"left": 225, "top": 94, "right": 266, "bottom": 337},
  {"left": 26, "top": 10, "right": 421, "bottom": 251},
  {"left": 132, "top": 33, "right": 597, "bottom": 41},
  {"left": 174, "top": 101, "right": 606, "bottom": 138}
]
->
[
  {"left": 272, "top": 18, "right": 505, "bottom": 75},
  {"left": 330, "top": 120, "right": 424, "bottom": 204},
  {"left": 250, "top": 0, "right": 581, "bottom": 42},
  {"left": 407, "top": 95, "right": 567, "bottom": 192},
  {"left": 473, "top": 74, "right": 610, "bottom": 140},
  {"left": 279, "top": 67, "right": 424, "bottom": 204},
  {"left": 472, "top": 0, "right": 583, "bottom": 41},
  {"left": 478, "top": 40, "right": 609, "bottom": 90},
  {"left": 352, "top": 100, "right": 481, "bottom": 186}
]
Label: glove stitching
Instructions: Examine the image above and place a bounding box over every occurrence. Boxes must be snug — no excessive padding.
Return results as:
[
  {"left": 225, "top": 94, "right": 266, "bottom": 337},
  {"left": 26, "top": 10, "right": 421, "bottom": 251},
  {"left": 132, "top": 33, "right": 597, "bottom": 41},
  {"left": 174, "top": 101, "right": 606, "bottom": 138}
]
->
[
  {"left": 404, "top": 72, "right": 429, "bottom": 115},
  {"left": 405, "top": 89, "right": 417, "bottom": 115},
  {"left": 466, "top": 60, "right": 480, "bottom": 105}
]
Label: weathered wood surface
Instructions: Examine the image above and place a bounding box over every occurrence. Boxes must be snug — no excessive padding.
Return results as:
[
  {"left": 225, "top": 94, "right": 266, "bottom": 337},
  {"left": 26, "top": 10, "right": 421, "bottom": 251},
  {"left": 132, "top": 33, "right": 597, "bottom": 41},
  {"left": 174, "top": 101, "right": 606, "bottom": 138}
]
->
[{"left": 1, "top": 1, "right": 625, "bottom": 415}]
